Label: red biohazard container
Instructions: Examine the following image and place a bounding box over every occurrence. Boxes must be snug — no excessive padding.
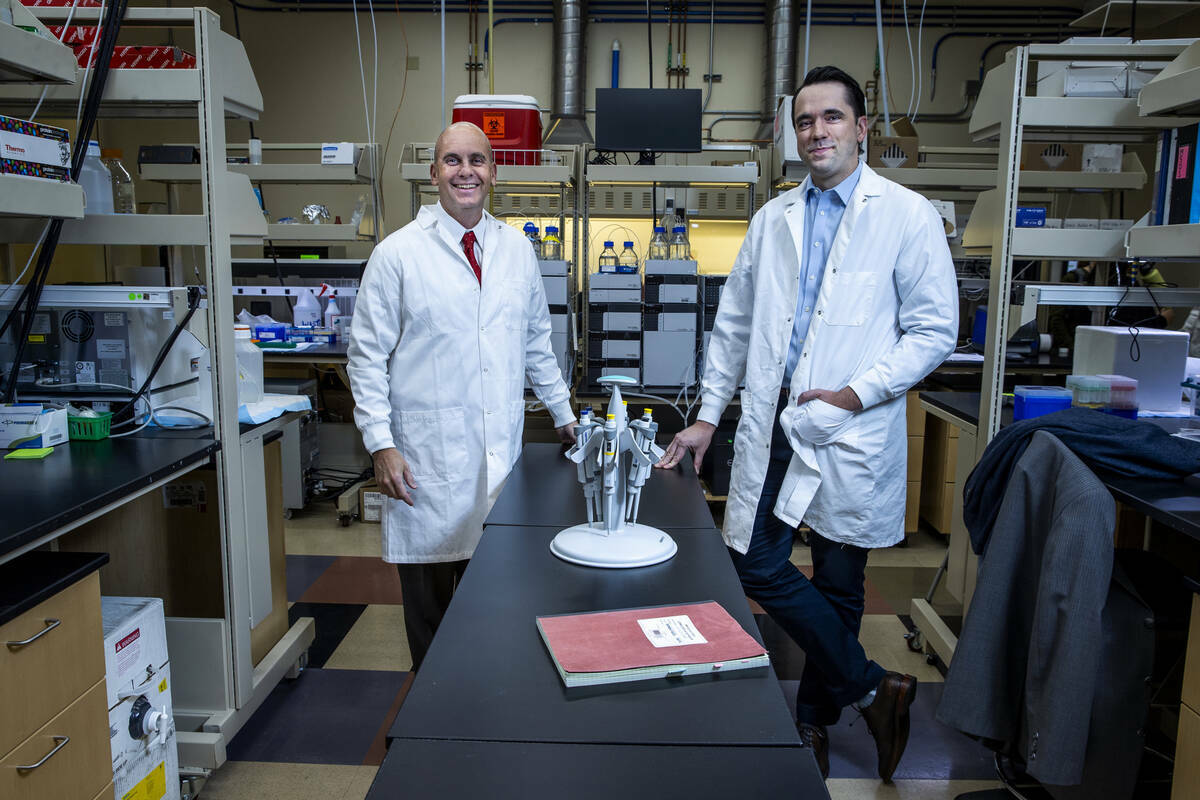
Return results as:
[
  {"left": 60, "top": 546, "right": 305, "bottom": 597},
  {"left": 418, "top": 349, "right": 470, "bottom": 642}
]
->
[{"left": 451, "top": 94, "right": 542, "bottom": 165}]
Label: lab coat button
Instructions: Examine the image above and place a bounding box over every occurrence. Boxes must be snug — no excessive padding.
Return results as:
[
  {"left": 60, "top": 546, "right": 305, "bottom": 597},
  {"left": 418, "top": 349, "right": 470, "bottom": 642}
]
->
[{"left": 817, "top": 310, "right": 823, "bottom": 316}]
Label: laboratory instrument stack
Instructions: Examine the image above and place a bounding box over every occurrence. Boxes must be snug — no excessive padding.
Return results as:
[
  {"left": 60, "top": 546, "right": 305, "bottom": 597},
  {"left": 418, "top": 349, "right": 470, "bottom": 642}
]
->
[
  {"left": 587, "top": 269, "right": 642, "bottom": 390},
  {"left": 536, "top": 240, "right": 572, "bottom": 386},
  {"left": 642, "top": 253, "right": 699, "bottom": 390}
]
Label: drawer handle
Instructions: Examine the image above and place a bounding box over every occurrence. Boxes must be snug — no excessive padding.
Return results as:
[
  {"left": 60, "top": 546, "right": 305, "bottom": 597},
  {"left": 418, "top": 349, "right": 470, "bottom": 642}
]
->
[
  {"left": 15, "top": 735, "right": 70, "bottom": 772},
  {"left": 5, "top": 618, "right": 61, "bottom": 649}
]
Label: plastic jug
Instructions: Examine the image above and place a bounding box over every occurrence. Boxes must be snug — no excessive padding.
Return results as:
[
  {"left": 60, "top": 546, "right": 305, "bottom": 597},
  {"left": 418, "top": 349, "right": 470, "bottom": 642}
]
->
[
  {"left": 293, "top": 289, "right": 322, "bottom": 328},
  {"left": 79, "top": 140, "right": 114, "bottom": 215},
  {"left": 598, "top": 241, "right": 619, "bottom": 273},
  {"left": 233, "top": 324, "right": 264, "bottom": 405}
]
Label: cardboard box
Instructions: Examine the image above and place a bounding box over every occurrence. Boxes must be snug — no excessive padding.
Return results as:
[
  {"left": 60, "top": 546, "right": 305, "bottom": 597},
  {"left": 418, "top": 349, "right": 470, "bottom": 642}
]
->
[
  {"left": 0, "top": 114, "right": 71, "bottom": 182},
  {"left": 1021, "top": 142, "right": 1082, "bottom": 172},
  {"left": 75, "top": 44, "right": 196, "bottom": 69},
  {"left": 360, "top": 481, "right": 384, "bottom": 523},
  {"left": 321, "top": 142, "right": 356, "bottom": 165},
  {"left": 0, "top": 404, "right": 67, "bottom": 449},
  {"left": 868, "top": 118, "right": 919, "bottom": 169},
  {"left": 907, "top": 435, "right": 925, "bottom": 482},
  {"left": 1083, "top": 143, "right": 1124, "bottom": 173},
  {"left": 1064, "top": 218, "right": 1100, "bottom": 229}
]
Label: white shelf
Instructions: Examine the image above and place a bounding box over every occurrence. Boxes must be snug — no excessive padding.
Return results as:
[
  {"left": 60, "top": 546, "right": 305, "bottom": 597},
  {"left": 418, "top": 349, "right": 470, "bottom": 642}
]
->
[
  {"left": 877, "top": 161, "right": 1145, "bottom": 191},
  {"left": 1138, "top": 40, "right": 1200, "bottom": 117},
  {"left": 0, "top": 175, "right": 83, "bottom": 219},
  {"left": 965, "top": 228, "right": 1128, "bottom": 260},
  {"left": 0, "top": 213, "right": 207, "bottom": 245},
  {"left": 1127, "top": 223, "right": 1200, "bottom": 258},
  {"left": 0, "top": 21, "right": 77, "bottom": 84},
  {"left": 1070, "top": 1, "right": 1199, "bottom": 30},
  {"left": 585, "top": 164, "right": 758, "bottom": 187},
  {"left": 0, "top": 19, "right": 261, "bottom": 119},
  {"left": 141, "top": 162, "right": 374, "bottom": 184},
  {"left": 266, "top": 223, "right": 366, "bottom": 241},
  {"left": 399, "top": 162, "right": 574, "bottom": 186},
  {"left": 1022, "top": 283, "right": 1200, "bottom": 306}
]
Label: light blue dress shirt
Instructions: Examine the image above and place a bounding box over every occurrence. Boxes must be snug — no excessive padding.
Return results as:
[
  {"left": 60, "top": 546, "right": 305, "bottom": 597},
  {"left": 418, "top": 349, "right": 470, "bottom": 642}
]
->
[{"left": 782, "top": 162, "right": 863, "bottom": 385}]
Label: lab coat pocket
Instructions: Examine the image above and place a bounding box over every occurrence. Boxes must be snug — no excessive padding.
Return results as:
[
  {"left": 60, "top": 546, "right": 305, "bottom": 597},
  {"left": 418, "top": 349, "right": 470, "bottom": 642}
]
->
[
  {"left": 790, "top": 398, "right": 856, "bottom": 446},
  {"left": 501, "top": 279, "right": 530, "bottom": 330},
  {"left": 397, "top": 406, "right": 469, "bottom": 483},
  {"left": 824, "top": 272, "right": 877, "bottom": 326}
]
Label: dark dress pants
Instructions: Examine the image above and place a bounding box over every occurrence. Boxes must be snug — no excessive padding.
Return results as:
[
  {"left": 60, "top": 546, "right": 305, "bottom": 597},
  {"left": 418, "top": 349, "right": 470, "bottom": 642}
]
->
[
  {"left": 395, "top": 560, "right": 469, "bottom": 672},
  {"left": 728, "top": 391, "right": 886, "bottom": 726}
]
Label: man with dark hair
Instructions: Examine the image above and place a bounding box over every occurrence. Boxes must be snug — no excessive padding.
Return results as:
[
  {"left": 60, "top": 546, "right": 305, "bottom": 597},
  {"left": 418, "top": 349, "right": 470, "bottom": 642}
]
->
[{"left": 659, "top": 66, "right": 958, "bottom": 781}]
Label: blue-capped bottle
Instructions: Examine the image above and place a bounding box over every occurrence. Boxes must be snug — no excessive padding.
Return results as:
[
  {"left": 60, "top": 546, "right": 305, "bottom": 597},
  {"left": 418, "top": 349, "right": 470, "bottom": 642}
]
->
[
  {"left": 541, "top": 226, "right": 562, "bottom": 260},
  {"left": 522, "top": 221, "right": 541, "bottom": 253},
  {"left": 618, "top": 241, "right": 639, "bottom": 273},
  {"left": 669, "top": 226, "right": 690, "bottom": 260},
  {"left": 648, "top": 226, "right": 669, "bottom": 260},
  {"left": 598, "top": 241, "right": 619, "bottom": 273}
]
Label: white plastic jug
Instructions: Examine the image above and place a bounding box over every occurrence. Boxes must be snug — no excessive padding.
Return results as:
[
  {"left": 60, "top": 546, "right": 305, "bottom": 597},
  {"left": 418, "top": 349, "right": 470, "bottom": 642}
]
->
[
  {"left": 233, "top": 324, "right": 264, "bottom": 405},
  {"left": 293, "top": 289, "right": 321, "bottom": 328}
]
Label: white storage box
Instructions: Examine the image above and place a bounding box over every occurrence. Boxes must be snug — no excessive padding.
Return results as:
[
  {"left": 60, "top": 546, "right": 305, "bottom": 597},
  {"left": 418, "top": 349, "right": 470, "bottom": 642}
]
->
[
  {"left": 0, "top": 404, "right": 67, "bottom": 449},
  {"left": 1073, "top": 326, "right": 1188, "bottom": 412}
]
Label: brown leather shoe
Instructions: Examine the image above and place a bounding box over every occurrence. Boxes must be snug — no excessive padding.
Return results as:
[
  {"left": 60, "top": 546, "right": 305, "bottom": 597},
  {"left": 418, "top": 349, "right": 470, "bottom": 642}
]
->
[
  {"left": 797, "top": 722, "right": 829, "bottom": 780},
  {"left": 859, "top": 672, "right": 918, "bottom": 782}
]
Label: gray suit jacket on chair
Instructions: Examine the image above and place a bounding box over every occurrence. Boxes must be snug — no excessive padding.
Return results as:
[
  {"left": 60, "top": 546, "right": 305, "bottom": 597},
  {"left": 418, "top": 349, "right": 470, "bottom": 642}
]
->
[{"left": 936, "top": 431, "right": 1149, "bottom": 794}]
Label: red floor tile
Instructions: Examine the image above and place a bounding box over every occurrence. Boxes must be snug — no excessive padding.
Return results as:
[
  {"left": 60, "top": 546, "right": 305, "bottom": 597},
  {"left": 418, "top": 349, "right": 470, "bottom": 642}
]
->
[{"left": 299, "top": 556, "right": 406, "bottom": 605}]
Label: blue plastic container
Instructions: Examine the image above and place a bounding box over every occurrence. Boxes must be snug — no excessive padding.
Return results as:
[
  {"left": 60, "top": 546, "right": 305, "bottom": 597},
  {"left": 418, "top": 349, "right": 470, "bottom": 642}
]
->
[
  {"left": 1013, "top": 386, "right": 1072, "bottom": 421},
  {"left": 253, "top": 322, "right": 288, "bottom": 342}
]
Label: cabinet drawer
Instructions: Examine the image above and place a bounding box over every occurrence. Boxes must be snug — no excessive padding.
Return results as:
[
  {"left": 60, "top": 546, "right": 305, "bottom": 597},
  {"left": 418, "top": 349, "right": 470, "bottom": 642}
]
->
[
  {"left": 0, "top": 678, "right": 111, "bottom": 800},
  {"left": 0, "top": 572, "right": 105, "bottom": 757}
]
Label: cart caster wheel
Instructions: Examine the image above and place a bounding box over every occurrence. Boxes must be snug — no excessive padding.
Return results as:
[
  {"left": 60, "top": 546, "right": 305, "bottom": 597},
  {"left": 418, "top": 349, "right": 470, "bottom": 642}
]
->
[
  {"left": 904, "top": 629, "right": 924, "bottom": 653},
  {"left": 926, "top": 653, "right": 937, "bottom": 665},
  {"left": 338, "top": 514, "right": 351, "bottom": 527},
  {"left": 283, "top": 509, "right": 293, "bottom": 520}
]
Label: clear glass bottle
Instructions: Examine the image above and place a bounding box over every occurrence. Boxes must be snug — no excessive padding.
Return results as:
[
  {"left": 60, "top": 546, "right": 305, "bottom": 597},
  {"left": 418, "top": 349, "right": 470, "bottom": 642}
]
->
[
  {"left": 648, "top": 225, "right": 669, "bottom": 260},
  {"left": 522, "top": 221, "right": 541, "bottom": 253},
  {"left": 100, "top": 148, "right": 136, "bottom": 213},
  {"left": 659, "top": 199, "right": 678, "bottom": 233},
  {"left": 79, "top": 140, "right": 114, "bottom": 215},
  {"left": 598, "top": 241, "right": 619, "bottom": 273},
  {"left": 618, "top": 241, "right": 638, "bottom": 273},
  {"left": 541, "top": 225, "right": 562, "bottom": 260},
  {"left": 669, "top": 226, "right": 690, "bottom": 260}
]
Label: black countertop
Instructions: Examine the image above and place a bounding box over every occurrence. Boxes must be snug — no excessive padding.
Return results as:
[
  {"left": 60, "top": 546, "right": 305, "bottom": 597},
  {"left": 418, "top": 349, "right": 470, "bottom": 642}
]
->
[
  {"left": 486, "top": 443, "right": 716, "bottom": 530},
  {"left": 368, "top": 739, "right": 828, "bottom": 800},
  {"left": 0, "top": 435, "right": 218, "bottom": 560},
  {"left": 919, "top": 391, "right": 1200, "bottom": 540},
  {"left": 388, "top": 523, "right": 799, "bottom": 747},
  {"left": 0, "top": 551, "right": 108, "bottom": 626}
]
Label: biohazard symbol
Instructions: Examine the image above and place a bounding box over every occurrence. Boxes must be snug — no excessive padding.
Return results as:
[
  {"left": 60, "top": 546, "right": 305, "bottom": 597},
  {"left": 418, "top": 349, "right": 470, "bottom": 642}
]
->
[{"left": 482, "top": 113, "right": 506, "bottom": 138}]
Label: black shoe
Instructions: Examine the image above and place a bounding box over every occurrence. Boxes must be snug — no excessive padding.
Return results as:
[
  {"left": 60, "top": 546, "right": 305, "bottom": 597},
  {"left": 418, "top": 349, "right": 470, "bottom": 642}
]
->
[
  {"left": 797, "top": 722, "right": 829, "bottom": 780},
  {"left": 859, "top": 672, "right": 918, "bottom": 782}
]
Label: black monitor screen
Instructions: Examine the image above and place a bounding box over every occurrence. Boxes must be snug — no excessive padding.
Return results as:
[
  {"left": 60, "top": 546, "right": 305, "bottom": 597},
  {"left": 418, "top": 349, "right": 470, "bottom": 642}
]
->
[{"left": 594, "top": 89, "right": 702, "bottom": 153}]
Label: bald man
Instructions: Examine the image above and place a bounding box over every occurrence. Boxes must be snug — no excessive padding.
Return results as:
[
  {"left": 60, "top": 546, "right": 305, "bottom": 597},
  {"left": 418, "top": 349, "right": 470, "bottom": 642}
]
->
[{"left": 348, "top": 123, "right": 577, "bottom": 670}]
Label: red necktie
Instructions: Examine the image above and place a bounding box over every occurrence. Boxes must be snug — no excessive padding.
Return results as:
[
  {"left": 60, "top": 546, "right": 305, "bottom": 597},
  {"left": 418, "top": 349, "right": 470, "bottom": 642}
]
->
[{"left": 461, "top": 231, "right": 482, "bottom": 284}]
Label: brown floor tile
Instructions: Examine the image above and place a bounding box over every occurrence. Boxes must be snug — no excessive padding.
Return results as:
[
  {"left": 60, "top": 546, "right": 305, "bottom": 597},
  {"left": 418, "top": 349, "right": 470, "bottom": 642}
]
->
[
  {"left": 362, "top": 671, "right": 416, "bottom": 767},
  {"left": 299, "top": 556, "right": 405, "bottom": 605}
]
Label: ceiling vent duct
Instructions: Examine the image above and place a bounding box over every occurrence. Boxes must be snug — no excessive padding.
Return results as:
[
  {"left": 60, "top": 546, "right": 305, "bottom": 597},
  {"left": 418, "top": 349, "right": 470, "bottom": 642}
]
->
[
  {"left": 756, "top": 0, "right": 798, "bottom": 142},
  {"left": 544, "top": 0, "right": 593, "bottom": 145}
]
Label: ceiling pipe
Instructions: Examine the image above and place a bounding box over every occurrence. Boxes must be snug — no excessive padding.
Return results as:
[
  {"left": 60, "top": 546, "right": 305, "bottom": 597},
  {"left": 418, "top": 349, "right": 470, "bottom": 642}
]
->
[
  {"left": 756, "top": 0, "right": 797, "bottom": 141},
  {"left": 544, "top": 0, "right": 593, "bottom": 144}
]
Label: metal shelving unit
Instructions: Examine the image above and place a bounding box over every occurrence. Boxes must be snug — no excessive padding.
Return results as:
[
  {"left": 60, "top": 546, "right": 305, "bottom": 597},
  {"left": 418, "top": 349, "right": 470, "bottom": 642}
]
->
[
  {"left": 909, "top": 41, "right": 1200, "bottom": 673},
  {"left": 0, "top": 174, "right": 84, "bottom": 219},
  {"left": 0, "top": 3, "right": 77, "bottom": 83},
  {"left": 0, "top": 6, "right": 310, "bottom": 777}
]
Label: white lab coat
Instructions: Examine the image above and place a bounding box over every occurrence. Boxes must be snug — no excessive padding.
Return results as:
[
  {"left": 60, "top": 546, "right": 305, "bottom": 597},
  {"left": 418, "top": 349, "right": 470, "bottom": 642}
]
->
[
  {"left": 697, "top": 164, "right": 958, "bottom": 552},
  {"left": 348, "top": 205, "right": 575, "bottom": 563}
]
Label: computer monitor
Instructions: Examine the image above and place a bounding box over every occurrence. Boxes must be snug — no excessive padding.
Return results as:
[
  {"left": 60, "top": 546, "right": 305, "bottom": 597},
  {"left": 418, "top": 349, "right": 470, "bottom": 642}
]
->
[{"left": 594, "top": 89, "right": 703, "bottom": 154}]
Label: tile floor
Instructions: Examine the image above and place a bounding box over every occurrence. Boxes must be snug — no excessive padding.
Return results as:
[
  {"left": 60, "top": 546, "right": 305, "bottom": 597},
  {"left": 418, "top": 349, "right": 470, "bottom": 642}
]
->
[{"left": 198, "top": 506, "right": 1002, "bottom": 799}]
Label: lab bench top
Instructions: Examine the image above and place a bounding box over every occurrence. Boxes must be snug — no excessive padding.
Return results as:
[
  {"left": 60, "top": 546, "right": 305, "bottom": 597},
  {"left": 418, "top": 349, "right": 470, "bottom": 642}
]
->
[
  {"left": 485, "top": 443, "right": 716, "bottom": 530},
  {"left": 261, "top": 342, "right": 349, "bottom": 361},
  {"left": 918, "top": 391, "right": 1200, "bottom": 541},
  {"left": 0, "top": 550, "right": 108, "bottom": 626},
  {"left": 0, "top": 435, "right": 219, "bottom": 561},
  {"left": 367, "top": 739, "right": 827, "bottom": 800},
  {"left": 388, "top": 523, "right": 799, "bottom": 747}
]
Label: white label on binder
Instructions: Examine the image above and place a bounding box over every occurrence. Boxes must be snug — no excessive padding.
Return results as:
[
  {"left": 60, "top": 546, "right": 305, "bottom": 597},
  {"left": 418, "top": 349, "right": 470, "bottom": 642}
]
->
[{"left": 637, "top": 614, "right": 708, "bottom": 648}]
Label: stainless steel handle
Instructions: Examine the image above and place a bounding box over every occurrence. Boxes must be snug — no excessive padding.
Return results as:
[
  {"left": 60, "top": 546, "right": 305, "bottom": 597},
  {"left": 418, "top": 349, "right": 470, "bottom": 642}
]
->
[
  {"left": 5, "top": 618, "right": 61, "bottom": 649},
  {"left": 15, "top": 736, "right": 69, "bottom": 772}
]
